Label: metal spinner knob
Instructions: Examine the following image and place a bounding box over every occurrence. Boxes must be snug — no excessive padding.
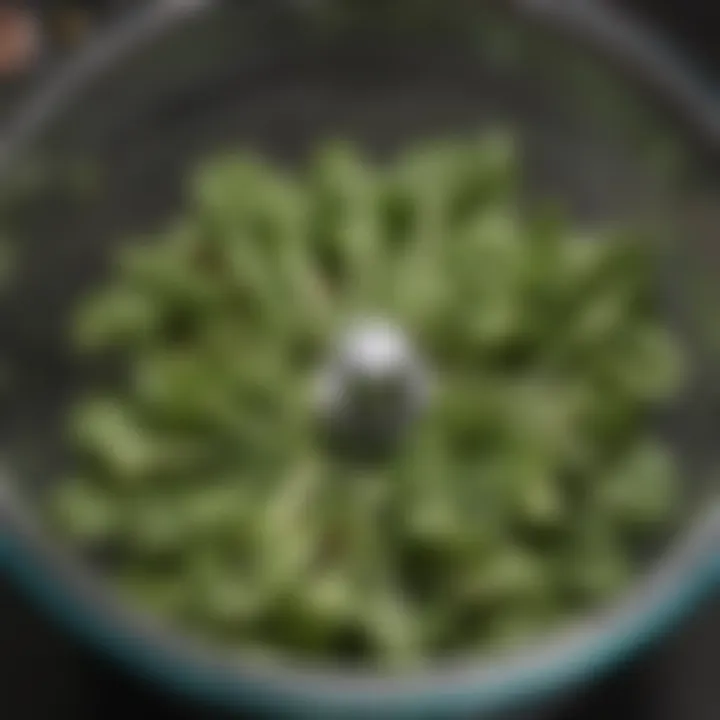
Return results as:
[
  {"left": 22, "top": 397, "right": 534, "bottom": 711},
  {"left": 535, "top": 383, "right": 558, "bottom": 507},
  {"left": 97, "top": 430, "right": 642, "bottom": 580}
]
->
[{"left": 314, "top": 318, "right": 431, "bottom": 462}]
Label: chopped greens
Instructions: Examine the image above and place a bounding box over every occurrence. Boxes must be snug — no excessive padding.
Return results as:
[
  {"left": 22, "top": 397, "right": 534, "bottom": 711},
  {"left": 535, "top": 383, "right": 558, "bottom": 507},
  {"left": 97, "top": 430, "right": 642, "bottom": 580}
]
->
[{"left": 50, "top": 133, "right": 684, "bottom": 667}]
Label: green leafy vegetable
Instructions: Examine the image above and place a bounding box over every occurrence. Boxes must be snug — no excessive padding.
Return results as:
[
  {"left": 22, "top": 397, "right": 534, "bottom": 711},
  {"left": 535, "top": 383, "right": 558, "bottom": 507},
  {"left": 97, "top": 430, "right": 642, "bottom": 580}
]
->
[{"left": 49, "top": 134, "right": 685, "bottom": 667}]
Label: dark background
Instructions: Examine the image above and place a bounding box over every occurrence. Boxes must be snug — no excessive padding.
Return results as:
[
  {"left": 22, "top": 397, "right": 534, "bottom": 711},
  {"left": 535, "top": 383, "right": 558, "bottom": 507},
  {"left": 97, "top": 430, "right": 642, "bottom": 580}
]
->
[{"left": 0, "top": 1, "right": 718, "bottom": 718}]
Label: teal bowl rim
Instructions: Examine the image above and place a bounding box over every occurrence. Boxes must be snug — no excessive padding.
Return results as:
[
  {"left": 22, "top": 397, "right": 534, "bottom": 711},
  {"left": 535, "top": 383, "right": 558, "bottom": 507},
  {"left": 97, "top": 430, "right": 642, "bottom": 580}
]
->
[
  {"left": 0, "top": 1, "right": 719, "bottom": 717},
  {"left": 0, "top": 504, "right": 717, "bottom": 719}
]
